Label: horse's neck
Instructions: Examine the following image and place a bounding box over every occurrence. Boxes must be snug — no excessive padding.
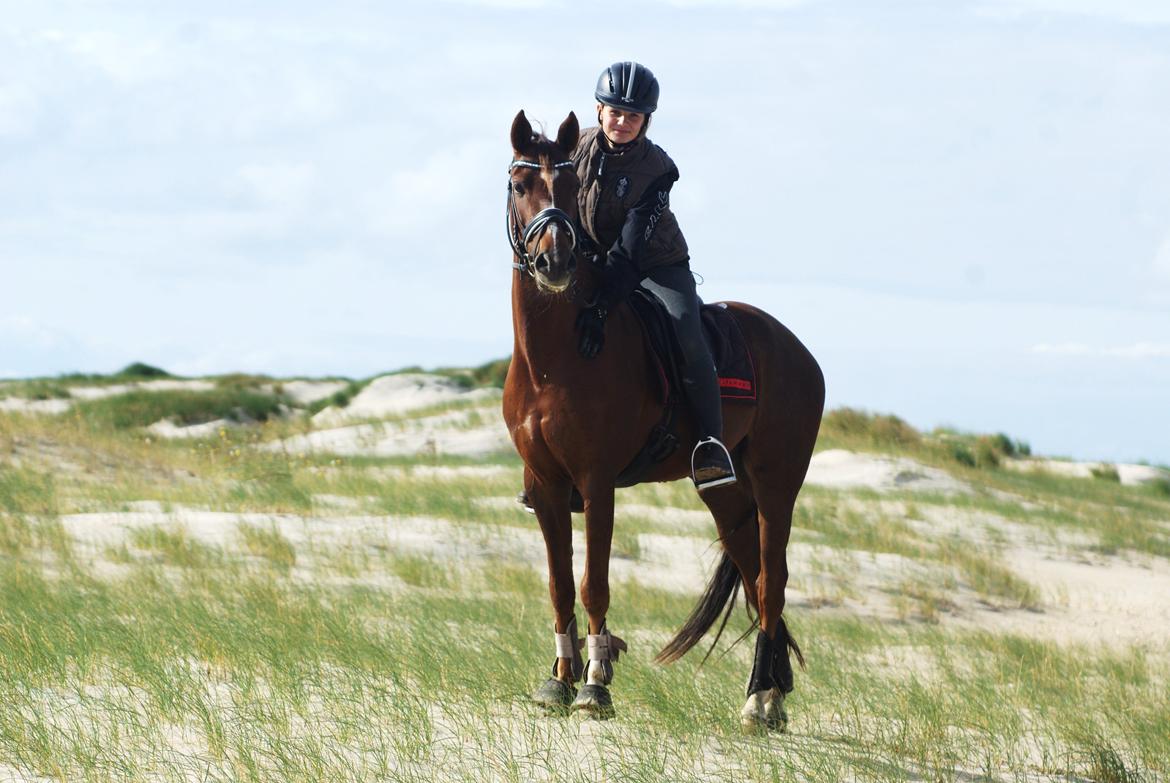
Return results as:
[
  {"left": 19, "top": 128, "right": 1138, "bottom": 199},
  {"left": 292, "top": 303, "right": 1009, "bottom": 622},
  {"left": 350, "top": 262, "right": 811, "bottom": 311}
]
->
[{"left": 510, "top": 266, "right": 602, "bottom": 381}]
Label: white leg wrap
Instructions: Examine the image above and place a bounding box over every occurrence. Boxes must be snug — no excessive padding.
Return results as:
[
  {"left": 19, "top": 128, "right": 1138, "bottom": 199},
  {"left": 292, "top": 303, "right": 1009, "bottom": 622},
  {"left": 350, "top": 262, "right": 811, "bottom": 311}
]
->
[
  {"left": 552, "top": 616, "right": 584, "bottom": 681},
  {"left": 582, "top": 629, "right": 628, "bottom": 687},
  {"left": 555, "top": 632, "right": 577, "bottom": 659},
  {"left": 586, "top": 633, "right": 616, "bottom": 662}
]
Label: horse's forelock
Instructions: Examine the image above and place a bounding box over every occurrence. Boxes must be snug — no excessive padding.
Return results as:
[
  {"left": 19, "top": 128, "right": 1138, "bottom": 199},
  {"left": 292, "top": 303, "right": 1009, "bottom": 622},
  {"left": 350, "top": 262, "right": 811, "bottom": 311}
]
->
[{"left": 532, "top": 137, "right": 568, "bottom": 168}]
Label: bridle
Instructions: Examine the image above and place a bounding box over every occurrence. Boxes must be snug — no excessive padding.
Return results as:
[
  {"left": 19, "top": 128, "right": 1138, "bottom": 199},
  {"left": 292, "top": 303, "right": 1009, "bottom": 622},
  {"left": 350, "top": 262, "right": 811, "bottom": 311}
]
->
[{"left": 506, "top": 159, "right": 578, "bottom": 276}]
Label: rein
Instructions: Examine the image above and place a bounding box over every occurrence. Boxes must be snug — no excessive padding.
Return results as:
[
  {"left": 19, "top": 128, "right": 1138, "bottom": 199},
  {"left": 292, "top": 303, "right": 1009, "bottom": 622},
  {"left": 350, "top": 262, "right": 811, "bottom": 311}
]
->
[{"left": 506, "top": 159, "right": 578, "bottom": 276}]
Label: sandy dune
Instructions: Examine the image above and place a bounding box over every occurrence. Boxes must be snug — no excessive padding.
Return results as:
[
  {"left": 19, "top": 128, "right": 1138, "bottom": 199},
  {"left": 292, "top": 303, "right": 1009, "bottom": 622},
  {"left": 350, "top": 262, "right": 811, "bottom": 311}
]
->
[
  {"left": 805, "top": 449, "right": 971, "bottom": 494},
  {"left": 1004, "top": 457, "right": 1168, "bottom": 486},
  {"left": 310, "top": 374, "right": 498, "bottom": 425},
  {"left": 57, "top": 498, "right": 1170, "bottom": 654}
]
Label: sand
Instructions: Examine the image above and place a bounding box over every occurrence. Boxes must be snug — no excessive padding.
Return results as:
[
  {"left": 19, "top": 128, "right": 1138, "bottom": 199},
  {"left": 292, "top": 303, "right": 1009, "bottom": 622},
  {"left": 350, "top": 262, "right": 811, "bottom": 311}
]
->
[
  {"left": 1004, "top": 457, "right": 1169, "bottom": 486},
  {"left": 310, "top": 374, "right": 499, "bottom": 426},
  {"left": 805, "top": 449, "right": 971, "bottom": 494}
]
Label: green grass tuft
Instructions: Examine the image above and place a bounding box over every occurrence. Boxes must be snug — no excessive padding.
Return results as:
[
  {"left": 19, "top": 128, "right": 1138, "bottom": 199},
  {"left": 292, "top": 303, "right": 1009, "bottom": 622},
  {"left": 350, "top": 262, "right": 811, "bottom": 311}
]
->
[
  {"left": 238, "top": 523, "right": 297, "bottom": 572},
  {"left": 75, "top": 388, "right": 289, "bottom": 430},
  {"left": 1090, "top": 463, "right": 1121, "bottom": 482}
]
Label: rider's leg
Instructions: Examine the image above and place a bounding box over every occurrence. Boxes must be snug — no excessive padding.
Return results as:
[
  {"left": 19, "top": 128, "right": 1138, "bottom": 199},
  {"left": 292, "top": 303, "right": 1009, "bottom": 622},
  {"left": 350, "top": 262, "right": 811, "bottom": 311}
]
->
[{"left": 640, "top": 263, "right": 736, "bottom": 489}]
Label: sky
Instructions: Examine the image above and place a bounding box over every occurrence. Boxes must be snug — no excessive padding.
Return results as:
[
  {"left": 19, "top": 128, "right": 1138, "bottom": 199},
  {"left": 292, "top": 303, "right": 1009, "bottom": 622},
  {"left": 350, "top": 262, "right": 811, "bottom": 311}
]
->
[{"left": 2, "top": 1, "right": 1168, "bottom": 464}]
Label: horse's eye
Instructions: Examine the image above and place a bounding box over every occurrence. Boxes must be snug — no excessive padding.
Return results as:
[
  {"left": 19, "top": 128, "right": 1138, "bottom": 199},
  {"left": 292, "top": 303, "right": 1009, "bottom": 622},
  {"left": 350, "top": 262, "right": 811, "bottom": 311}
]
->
[{"left": 513, "top": 181, "right": 525, "bottom": 196}]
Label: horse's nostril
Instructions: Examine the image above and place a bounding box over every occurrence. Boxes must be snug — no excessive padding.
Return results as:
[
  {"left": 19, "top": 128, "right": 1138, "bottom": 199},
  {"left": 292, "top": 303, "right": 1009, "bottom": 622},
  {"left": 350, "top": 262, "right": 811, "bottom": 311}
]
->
[
  {"left": 535, "top": 254, "right": 551, "bottom": 273},
  {"left": 567, "top": 256, "right": 577, "bottom": 271}
]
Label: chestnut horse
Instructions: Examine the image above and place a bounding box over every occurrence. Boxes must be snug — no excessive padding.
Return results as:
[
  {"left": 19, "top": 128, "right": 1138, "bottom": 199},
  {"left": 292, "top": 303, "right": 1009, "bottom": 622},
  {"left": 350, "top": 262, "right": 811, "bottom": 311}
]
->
[{"left": 502, "top": 110, "right": 824, "bottom": 730}]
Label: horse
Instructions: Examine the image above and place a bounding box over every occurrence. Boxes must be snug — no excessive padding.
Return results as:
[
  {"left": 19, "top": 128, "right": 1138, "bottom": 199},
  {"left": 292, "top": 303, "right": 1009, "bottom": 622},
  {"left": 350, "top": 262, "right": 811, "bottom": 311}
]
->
[{"left": 501, "top": 109, "right": 825, "bottom": 731}]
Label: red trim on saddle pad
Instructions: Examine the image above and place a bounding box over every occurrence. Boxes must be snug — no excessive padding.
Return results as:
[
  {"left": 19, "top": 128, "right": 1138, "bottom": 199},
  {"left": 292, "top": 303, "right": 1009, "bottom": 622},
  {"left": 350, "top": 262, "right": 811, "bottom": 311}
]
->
[{"left": 709, "top": 304, "right": 756, "bottom": 401}]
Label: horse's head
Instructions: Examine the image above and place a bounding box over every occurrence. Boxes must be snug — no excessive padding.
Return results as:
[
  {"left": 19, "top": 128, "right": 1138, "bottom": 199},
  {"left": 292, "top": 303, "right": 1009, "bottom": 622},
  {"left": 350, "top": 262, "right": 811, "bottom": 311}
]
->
[{"left": 507, "top": 110, "right": 580, "bottom": 293}]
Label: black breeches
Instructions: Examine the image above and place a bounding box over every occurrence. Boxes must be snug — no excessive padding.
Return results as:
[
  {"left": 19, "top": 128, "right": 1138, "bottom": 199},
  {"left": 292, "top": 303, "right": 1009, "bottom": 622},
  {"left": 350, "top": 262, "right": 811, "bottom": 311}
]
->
[{"left": 639, "top": 263, "right": 722, "bottom": 439}]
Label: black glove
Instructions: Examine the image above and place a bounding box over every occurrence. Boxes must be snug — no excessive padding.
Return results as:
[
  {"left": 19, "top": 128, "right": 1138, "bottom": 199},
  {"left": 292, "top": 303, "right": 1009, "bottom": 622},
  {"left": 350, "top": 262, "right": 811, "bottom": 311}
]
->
[{"left": 575, "top": 304, "right": 607, "bottom": 359}]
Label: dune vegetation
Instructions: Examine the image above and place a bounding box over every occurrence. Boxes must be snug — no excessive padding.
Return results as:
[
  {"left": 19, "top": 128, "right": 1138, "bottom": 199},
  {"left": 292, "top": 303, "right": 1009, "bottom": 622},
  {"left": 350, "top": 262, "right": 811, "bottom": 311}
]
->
[{"left": 1, "top": 363, "right": 1167, "bottom": 782}]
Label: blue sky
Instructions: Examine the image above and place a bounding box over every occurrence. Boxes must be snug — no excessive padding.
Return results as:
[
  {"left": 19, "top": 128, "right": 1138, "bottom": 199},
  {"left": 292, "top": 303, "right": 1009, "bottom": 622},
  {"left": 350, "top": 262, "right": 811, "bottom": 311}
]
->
[{"left": 2, "top": 1, "right": 1168, "bottom": 463}]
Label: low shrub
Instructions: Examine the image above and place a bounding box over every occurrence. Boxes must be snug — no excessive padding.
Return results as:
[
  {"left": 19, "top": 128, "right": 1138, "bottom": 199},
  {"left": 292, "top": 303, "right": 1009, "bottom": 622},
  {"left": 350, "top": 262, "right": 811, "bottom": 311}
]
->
[
  {"left": 988, "top": 432, "right": 1031, "bottom": 458},
  {"left": 214, "top": 373, "right": 274, "bottom": 389},
  {"left": 431, "top": 356, "right": 512, "bottom": 390},
  {"left": 948, "top": 442, "right": 976, "bottom": 467},
  {"left": 116, "top": 362, "right": 171, "bottom": 380},
  {"left": 75, "top": 388, "right": 288, "bottom": 430},
  {"left": 820, "top": 408, "right": 921, "bottom": 449},
  {"left": 304, "top": 380, "right": 367, "bottom": 416},
  {"left": 1148, "top": 476, "right": 1170, "bottom": 498},
  {"left": 1090, "top": 464, "right": 1121, "bottom": 482}
]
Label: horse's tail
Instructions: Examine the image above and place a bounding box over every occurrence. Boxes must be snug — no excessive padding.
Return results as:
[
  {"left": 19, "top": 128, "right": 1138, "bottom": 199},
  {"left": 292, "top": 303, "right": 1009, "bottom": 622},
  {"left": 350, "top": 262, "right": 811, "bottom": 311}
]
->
[{"left": 655, "top": 550, "right": 740, "bottom": 664}]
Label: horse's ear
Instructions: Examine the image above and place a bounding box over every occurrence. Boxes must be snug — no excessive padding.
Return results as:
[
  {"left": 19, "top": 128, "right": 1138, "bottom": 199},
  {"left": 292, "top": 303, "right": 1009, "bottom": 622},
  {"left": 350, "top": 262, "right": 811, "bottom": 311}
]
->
[
  {"left": 511, "top": 110, "right": 534, "bottom": 153},
  {"left": 556, "top": 111, "right": 579, "bottom": 154}
]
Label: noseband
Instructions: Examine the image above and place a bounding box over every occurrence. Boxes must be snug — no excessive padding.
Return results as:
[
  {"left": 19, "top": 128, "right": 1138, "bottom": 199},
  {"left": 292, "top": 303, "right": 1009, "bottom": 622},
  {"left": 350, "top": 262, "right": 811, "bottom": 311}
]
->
[{"left": 506, "top": 159, "right": 578, "bottom": 276}]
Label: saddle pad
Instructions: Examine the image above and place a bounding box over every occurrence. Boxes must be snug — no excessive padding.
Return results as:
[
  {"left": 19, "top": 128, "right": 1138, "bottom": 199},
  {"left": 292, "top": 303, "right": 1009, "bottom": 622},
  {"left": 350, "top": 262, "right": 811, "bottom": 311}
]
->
[
  {"left": 627, "top": 291, "right": 757, "bottom": 404},
  {"left": 701, "top": 303, "right": 756, "bottom": 401}
]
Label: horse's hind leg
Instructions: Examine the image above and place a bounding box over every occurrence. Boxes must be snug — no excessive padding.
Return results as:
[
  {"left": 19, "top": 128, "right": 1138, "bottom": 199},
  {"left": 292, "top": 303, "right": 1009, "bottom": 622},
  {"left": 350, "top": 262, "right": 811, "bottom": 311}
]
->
[
  {"left": 741, "top": 455, "right": 805, "bottom": 733},
  {"left": 701, "top": 478, "right": 762, "bottom": 614}
]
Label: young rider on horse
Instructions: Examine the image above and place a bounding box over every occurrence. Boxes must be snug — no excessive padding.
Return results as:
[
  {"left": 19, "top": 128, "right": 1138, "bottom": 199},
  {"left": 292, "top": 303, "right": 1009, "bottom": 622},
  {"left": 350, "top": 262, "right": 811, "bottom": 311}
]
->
[
  {"left": 575, "top": 61, "right": 736, "bottom": 490},
  {"left": 516, "top": 61, "right": 735, "bottom": 514}
]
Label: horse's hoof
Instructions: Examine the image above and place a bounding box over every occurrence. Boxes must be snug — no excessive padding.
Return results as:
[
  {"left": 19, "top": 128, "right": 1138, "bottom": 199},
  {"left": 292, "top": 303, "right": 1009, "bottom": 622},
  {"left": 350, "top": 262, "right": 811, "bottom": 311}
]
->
[
  {"left": 740, "top": 691, "right": 767, "bottom": 734},
  {"left": 532, "top": 678, "right": 575, "bottom": 713},
  {"left": 764, "top": 688, "right": 789, "bottom": 732},
  {"left": 741, "top": 688, "right": 786, "bottom": 734},
  {"left": 569, "top": 683, "right": 615, "bottom": 720}
]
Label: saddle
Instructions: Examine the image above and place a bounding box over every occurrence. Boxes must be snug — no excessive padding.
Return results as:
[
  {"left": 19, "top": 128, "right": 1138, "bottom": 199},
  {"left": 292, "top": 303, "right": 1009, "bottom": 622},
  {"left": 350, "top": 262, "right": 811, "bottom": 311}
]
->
[{"left": 614, "top": 291, "right": 757, "bottom": 487}]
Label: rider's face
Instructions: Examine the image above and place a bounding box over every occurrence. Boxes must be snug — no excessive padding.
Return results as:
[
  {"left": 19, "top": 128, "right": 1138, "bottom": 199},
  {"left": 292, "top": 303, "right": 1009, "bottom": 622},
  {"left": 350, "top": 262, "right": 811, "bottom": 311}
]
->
[{"left": 598, "top": 104, "right": 645, "bottom": 145}]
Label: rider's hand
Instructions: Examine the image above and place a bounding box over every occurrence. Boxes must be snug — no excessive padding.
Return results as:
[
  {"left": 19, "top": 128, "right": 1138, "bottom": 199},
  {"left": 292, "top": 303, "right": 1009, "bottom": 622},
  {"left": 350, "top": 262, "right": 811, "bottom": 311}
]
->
[{"left": 575, "top": 306, "right": 607, "bottom": 359}]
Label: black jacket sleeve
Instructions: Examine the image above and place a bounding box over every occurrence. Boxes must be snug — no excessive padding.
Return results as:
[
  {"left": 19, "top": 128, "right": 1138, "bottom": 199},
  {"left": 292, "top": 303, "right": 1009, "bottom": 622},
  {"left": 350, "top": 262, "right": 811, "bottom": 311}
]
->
[{"left": 597, "top": 167, "right": 680, "bottom": 308}]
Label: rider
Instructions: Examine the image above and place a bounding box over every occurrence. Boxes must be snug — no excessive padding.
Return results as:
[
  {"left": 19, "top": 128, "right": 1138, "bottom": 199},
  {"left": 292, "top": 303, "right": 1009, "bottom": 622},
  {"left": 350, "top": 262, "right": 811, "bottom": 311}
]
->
[{"left": 574, "top": 61, "right": 736, "bottom": 491}]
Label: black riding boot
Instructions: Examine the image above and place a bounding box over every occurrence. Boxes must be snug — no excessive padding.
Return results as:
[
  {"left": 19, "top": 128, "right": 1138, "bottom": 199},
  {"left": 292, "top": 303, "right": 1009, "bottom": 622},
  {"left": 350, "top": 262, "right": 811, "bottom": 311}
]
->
[
  {"left": 641, "top": 264, "right": 736, "bottom": 491},
  {"left": 682, "top": 358, "right": 736, "bottom": 490}
]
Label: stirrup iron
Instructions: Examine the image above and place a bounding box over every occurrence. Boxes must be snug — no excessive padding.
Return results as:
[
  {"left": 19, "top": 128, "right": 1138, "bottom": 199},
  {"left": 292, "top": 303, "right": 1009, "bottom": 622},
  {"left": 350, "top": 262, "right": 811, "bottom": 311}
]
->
[{"left": 692, "top": 436, "right": 737, "bottom": 490}]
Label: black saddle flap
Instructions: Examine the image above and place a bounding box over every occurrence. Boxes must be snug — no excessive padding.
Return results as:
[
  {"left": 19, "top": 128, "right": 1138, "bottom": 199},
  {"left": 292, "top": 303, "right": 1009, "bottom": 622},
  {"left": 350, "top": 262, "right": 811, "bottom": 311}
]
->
[{"left": 628, "top": 292, "right": 756, "bottom": 403}]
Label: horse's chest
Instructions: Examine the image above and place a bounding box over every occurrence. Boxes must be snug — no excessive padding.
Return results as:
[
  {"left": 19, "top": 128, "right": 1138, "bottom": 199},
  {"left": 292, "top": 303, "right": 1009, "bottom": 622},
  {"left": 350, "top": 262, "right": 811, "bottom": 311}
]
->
[{"left": 507, "top": 394, "right": 600, "bottom": 469}]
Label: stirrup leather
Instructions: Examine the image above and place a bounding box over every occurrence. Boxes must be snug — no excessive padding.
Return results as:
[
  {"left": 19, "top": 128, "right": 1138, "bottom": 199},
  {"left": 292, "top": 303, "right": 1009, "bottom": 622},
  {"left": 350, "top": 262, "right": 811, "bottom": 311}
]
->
[{"left": 691, "top": 436, "right": 737, "bottom": 490}]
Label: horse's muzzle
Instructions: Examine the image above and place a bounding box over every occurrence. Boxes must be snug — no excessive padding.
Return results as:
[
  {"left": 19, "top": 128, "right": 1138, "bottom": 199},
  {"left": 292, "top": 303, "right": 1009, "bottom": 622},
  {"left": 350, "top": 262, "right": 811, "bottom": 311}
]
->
[{"left": 534, "top": 251, "right": 576, "bottom": 293}]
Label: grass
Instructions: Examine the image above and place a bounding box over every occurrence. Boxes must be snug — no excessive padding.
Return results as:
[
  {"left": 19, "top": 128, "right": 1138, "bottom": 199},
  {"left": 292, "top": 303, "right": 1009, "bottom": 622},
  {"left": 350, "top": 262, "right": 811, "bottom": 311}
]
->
[
  {"left": 74, "top": 387, "right": 290, "bottom": 430},
  {"left": 1, "top": 382, "right": 1169, "bottom": 781},
  {"left": 1, "top": 515, "right": 1167, "bottom": 781}
]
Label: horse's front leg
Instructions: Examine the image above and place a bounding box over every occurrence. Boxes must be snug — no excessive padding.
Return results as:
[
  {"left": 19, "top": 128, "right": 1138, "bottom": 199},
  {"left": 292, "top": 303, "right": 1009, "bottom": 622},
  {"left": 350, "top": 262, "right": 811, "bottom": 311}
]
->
[
  {"left": 570, "top": 480, "right": 627, "bottom": 719},
  {"left": 526, "top": 467, "right": 582, "bottom": 712}
]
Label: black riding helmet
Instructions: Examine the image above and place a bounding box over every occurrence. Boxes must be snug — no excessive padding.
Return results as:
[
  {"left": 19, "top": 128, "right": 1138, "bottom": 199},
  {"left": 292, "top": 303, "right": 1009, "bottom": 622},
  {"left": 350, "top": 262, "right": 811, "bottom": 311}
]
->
[{"left": 595, "top": 61, "right": 659, "bottom": 115}]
